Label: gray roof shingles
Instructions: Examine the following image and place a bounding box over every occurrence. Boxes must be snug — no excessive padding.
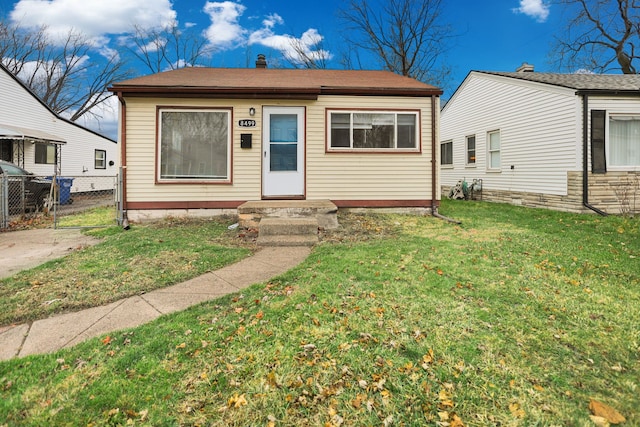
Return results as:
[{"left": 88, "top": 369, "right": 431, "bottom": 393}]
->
[{"left": 478, "top": 71, "right": 640, "bottom": 91}]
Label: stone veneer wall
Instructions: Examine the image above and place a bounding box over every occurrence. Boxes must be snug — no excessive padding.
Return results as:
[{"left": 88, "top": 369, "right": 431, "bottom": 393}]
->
[{"left": 443, "top": 171, "right": 640, "bottom": 215}]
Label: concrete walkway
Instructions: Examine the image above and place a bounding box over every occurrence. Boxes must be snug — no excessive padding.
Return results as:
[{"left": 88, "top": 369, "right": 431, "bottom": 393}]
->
[{"left": 0, "top": 246, "right": 311, "bottom": 361}]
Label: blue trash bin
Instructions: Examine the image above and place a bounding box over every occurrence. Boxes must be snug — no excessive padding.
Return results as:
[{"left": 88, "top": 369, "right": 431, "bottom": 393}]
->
[{"left": 46, "top": 177, "right": 74, "bottom": 205}]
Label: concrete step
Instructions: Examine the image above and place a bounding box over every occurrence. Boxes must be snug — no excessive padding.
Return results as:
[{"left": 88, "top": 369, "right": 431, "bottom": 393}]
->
[
  {"left": 258, "top": 217, "right": 318, "bottom": 236},
  {"left": 257, "top": 217, "right": 319, "bottom": 247},
  {"left": 256, "top": 234, "right": 318, "bottom": 247},
  {"left": 238, "top": 200, "right": 339, "bottom": 230}
]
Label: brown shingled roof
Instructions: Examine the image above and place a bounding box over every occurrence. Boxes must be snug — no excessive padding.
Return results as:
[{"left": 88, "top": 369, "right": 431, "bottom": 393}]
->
[{"left": 109, "top": 68, "right": 442, "bottom": 98}]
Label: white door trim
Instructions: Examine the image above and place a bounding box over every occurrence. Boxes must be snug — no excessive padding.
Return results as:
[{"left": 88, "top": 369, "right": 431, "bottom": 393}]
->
[{"left": 262, "top": 106, "right": 305, "bottom": 198}]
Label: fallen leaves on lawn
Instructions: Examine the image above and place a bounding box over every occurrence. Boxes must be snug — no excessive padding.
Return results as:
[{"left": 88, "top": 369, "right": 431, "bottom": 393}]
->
[{"left": 589, "top": 399, "right": 626, "bottom": 424}]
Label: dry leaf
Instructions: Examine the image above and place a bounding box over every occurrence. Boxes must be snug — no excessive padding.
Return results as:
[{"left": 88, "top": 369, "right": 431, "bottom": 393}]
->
[
  {"left": 589, "top": 415, "right": 610, "bottom": 427},
  {"left": 509, "top": 402, "right": 525, "bottom": 419},
  {"left": 589, "top": 399, "right": 626, "bottom": 424}
]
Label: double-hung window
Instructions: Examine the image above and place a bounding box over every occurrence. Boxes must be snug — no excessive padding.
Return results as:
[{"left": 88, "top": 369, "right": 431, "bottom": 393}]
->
[
  {"left": 441, "top": 140, "right": 453, "bottom": 166},
  {"left": 328, "top": 110, "right": 419, "bottom": 151},
  {"left": 158, "top": 108, "right": 231, "bottom": 182},
  {"left": 466, "top": 135, "right": 476, "bottom": 165},
  {"left": 609, "top": 115, "right": 640, "bottom": 168},
  {"left": 94, "top": 149, "right": 106, "bottom": 169},
  {"left": 488, "top": 130, "right": 501, "bottom": 170}
]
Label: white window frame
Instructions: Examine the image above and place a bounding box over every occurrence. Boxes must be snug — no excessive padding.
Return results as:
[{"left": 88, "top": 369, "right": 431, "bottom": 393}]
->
[
  {"left": 157, "top": 107, "right": 232, "bottom": 183},
  {"left": 441, "top": 140, "right": 453, "bottom": 166},
  {"left": 465, "top": 135, "right": 476, "bottom": 166},
  {"left": 327, "top": 109, "right": 420, "bottom": 152},
  {"left": 487, "top": 130, "right": 501, "bottom": 171},
  {"left": 607, "top": 114, "right": 640, "bottom": 171},
  {"left": 94, "top": 149, "right": 106, "bottom": 169}
]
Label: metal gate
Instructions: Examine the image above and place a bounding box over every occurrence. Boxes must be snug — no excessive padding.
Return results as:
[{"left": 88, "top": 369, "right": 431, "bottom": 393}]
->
[{"left": 0, "top": 173, "right": 120, "bottom": 230}]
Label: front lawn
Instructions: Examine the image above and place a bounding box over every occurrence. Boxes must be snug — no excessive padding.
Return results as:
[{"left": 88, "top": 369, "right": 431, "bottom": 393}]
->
[{"left": 1, "top": 201, "right": 638, "bottom": 426}]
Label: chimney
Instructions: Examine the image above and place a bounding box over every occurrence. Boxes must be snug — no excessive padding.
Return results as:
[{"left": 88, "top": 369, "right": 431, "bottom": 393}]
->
[
  {"left": 256, "top": 54, "right": 267, "bottom": 69},
  {"left": 516, "top": 62, "right": 534, "bottom": 73}
]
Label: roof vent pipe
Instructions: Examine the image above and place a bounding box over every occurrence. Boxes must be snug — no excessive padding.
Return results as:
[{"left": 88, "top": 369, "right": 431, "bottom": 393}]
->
[
  {"left": 516, "top": 62, "right": 534, "bottom": 73},
  {"left": 256, "top": 54, "right": 267, "bottom": 69}
]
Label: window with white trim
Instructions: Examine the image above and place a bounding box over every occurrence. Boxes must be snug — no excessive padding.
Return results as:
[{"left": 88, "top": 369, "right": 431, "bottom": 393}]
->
[
  {"left": 35, "top": 143, "right": 55, "bottom": 164},
  {"left": 328, "top": 110, "right": 419, "bottom": 151},
  {"left": 466, "top": 135, "right": 476, "bottom": 165},
  {"left": 158, "top": 108, "right": 231, "bottom": 181},
  {"left": 488, "top": 130, "right": 501, "bottom": 170},
  {"left": 441, "top": 140, "right": 453, "bottom": 166},
  {"left": 94, "top": 149, "right": 106, "bottom": 169},
  {"left": 609, "top": 115, "right": 640, "bottom": 168}
]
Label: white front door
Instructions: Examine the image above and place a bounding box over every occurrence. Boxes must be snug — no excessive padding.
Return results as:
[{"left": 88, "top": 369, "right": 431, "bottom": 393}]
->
[{"left": 262, "top": 106, "right": 305, "bottom": 198}]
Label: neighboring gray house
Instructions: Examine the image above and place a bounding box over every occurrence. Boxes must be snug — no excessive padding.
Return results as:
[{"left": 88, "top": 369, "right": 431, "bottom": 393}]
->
[
  {"left": 440, "top": 65, "right": 640, "bottom": 215},
  {"left": 0, "top": 63, "right": 118, "bottom": 192}
]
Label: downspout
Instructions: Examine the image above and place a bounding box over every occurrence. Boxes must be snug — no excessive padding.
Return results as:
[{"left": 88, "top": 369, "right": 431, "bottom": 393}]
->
[
  {"left": 430, "top": 95, "right": 461, "bottom": 224},
  {"left": 116, "top": 92, "right": 130, "bottom": 228},
  {"left": 581, "top": 94, "right": 608, "bottom": 216}
]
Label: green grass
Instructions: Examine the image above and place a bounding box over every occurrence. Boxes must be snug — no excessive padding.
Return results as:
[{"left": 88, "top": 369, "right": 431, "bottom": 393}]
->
[
  {"left": 56, "top": 205, "right": 117, "bottom": 228},
  {"left": 0, "top": 216, "right": 254, "bottom": 325},
  {"left": 1, "top": 200, "right": 638, "bottom": 426}
]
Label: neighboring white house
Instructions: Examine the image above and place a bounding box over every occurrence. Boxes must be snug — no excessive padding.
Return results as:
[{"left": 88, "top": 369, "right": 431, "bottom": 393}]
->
[
  {"left": 440, "top": 65, "right": 640, "bottom": 214},
  {"left": 0, "top": 63, "right": 118, "bottom": 193}
]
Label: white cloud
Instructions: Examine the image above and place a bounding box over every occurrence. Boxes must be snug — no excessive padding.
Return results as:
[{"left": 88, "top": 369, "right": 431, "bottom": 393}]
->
[
  {"left": 10, "top": 0, "right": 176, "bottom": 41},
  {"left": 249, "top": 22, "right": 332, "bottom": 65},
  {"left": 203, "top": 1, "right": 247, "bottom": 49},
  {"left": 513, "top": 0, "right": 550, "bottom": 23}
]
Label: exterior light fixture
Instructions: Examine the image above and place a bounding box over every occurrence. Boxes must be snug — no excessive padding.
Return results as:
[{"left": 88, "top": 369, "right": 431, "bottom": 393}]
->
[{"left": 249, "top": 107, "right": 256, "bottom": 116}]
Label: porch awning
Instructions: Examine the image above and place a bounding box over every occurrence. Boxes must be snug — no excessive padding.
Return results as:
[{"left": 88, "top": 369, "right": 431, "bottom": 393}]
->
[{"left": 0, "top": 123, "right": 66, "bottom": 144}]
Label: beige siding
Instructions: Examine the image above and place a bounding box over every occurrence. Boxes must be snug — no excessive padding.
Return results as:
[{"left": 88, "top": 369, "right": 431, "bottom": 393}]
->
[{"left": 123, "top": 95, "right": 437, "bottom": 204}]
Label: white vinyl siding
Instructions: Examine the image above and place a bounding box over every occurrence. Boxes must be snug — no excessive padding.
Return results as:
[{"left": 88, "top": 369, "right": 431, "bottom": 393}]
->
[
  {"left": 440, "top": 72, "right": 581, "bottom": 196},
  {"left": 0, "top": 67, "right": 117, "bottom": 185}
]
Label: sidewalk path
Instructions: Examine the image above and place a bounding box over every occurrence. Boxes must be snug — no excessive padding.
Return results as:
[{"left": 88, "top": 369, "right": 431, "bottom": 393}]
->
[{"left": 0, "top": 246, "right": 310, "bottom": 361}]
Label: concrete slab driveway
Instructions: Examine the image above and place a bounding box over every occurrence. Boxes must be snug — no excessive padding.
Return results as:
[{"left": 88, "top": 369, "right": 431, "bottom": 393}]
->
[{"left": 0, "top": 228, "right": 100, "bottom": 279}]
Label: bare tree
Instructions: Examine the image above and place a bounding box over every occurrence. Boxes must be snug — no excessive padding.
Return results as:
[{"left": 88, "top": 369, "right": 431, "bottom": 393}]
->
[
  {"left": 553, "top": 0, "right": 640, "bottom": 73},
  {"left": 338, "top": 0, "right": 454, "bottom": 85},
  {"left": 0, "top": 19, "right": 131, "bottom": 121},
  {"left": 125, "top": 21, "right": 215, "bottom": 73},
  {"left": 284, "top": 34, "right": 330, "bottom": 69}
]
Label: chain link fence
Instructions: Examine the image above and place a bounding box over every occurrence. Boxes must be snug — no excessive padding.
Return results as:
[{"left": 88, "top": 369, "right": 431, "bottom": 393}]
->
[{"left": 1, "top": 174, "right": 119, "bottom": 230}]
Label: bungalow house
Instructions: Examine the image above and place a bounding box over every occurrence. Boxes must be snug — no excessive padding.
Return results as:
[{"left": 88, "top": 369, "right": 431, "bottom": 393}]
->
[
  {"left": 108, "top": 59, "right": 443, "bottom": 225},
  {"left": 0, "top": 63, "right": 118, "bottom": 193},
  {"left": 440, "top": 64, "right": 640, "bottom": 215}
]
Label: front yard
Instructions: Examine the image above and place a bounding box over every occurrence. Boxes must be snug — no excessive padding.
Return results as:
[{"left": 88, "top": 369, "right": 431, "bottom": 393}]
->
[{"left": 1, "top": 200, "right": 638, "bottom": 426}]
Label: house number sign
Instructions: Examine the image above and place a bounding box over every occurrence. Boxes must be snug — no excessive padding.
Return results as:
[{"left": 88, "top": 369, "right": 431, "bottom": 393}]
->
[{"left": 238, "top": 119, "right": 256, "bottom": 127}]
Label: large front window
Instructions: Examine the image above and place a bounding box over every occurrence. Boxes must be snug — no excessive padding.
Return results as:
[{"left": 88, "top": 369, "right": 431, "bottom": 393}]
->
[
  {"left": 328, "top": 110, "right": 419, "bottom": 151},
  {"left": 609, "top": 115, "right": 640, "bottom": 167},
  {"left": 158, "top": 108, "right": 231, "bottom": 182}
]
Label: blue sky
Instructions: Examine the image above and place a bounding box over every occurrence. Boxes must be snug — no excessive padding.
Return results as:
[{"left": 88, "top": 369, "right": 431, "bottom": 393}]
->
[{"left": 0, "top": 0, "right": 562, "bottom": 136}]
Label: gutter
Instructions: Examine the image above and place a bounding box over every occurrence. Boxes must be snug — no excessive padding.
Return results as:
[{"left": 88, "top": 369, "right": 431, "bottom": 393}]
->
[
  {"left": 116, "top": 92, "right": 129, "bottom": 224},
  {"left": 430, "top": 95, "right": 462, "bottom": 224},
  {"left": 581, "top": 94, "right": 607, "bottom": 216}
]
